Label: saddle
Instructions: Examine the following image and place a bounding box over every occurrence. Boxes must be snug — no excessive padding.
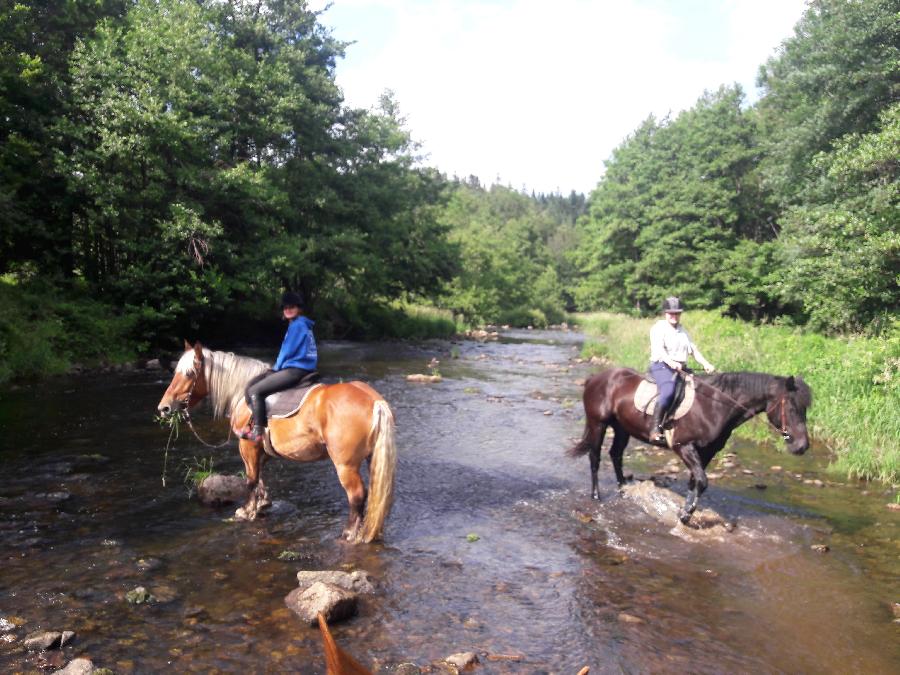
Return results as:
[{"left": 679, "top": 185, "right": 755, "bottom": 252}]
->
[
  {"left": 634, "top": 372, "right": 695, "bottom": 421},
  {"left": 266, "top": 371, "right": 323, "bottom": 418}
]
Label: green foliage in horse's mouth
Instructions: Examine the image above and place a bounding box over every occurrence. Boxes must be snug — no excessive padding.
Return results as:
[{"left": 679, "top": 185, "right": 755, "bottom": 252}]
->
[
  {"left": 155, "top": 410, "right": 187, "bottom": 487},
  {"left": 155, "top": 409, "right": 186, "bottom": 430}
]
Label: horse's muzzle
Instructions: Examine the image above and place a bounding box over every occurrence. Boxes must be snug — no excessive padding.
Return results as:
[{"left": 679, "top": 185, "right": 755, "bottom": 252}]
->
[
  {"left": 157, "top": 398, "right": 185, "bottom": 417},
  {"left": 788, "top": 437, "right": 810, "bottom": 455}
]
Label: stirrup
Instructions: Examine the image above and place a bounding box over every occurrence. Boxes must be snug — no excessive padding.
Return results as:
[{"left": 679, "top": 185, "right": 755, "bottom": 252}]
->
[{"left": 649, "top": 429, "right": 668, "bottom": 447}]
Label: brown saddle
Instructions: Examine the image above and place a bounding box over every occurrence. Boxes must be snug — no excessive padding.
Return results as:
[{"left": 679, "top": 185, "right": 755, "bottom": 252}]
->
[{"left": 265, "top": 371, "right": 323, "bottom": 418}]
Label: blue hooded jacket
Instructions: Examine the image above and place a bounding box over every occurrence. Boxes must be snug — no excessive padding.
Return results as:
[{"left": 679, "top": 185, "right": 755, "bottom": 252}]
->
[{"left": 274, "top": 316, "right": 317, "bottom": 371}]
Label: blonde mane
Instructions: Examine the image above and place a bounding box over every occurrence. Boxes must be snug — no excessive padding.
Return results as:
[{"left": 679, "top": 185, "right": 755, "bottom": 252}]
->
[{"left": 176, "top": 348, "right": 270, "bottom": 419}]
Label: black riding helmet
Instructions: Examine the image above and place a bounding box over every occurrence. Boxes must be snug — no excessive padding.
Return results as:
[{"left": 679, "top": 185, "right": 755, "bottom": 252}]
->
[{"left": 281, "top": 291, "right": 305, "bottom": 310}]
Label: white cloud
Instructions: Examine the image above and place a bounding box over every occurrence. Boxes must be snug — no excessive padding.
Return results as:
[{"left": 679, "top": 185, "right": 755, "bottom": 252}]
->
[{"left": 312, "top": 0, "right": 808, "bottom": 194}]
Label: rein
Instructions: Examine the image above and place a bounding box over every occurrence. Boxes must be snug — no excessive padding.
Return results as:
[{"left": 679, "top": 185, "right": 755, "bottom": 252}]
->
[
  {"left": 692, "top": 376, "right": 793, "bottom": 441},
  {"left": 182, "top": 353, "right": 234, "bottom": 449}
]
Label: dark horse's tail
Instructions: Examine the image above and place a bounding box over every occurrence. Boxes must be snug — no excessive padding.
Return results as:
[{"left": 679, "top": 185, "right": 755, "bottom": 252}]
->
[
  {"left": 567, "top": 372, "right": 611, "bottom": 458},
  {"left": 568, "top": 424, "right": 595, "bottom": 458}
]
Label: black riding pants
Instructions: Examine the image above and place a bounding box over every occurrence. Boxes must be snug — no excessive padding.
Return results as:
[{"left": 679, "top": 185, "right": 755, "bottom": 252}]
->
[{"left": 244, "top": 368, "right": 310, "bottom": 426}]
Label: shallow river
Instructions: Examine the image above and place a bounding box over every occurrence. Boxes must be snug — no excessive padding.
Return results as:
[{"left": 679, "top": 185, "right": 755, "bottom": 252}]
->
[{"left": 1, "top": 329, "right": 897, "bottom": 674}]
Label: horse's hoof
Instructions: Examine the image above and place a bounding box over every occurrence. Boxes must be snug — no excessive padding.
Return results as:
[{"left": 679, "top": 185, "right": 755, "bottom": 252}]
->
[
  {"left": 234, "top": 506, "right": 256, "bottom": 521},
  {"left": 678, "top": 510, "right": 693, "bottom": 525}
]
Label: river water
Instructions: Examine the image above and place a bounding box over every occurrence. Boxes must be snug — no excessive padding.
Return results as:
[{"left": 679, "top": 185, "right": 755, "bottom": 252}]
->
[{"left": 1, "top": 329, "right": 897, "bottom": 674}]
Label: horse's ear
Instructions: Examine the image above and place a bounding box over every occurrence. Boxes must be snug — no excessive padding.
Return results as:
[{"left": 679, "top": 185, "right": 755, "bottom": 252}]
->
[
  {"left": 184, "top": 339, "right": 192, "bottom": 351},
  {"left": 786, "top": 375, "right": 796, "bottom": 391}
]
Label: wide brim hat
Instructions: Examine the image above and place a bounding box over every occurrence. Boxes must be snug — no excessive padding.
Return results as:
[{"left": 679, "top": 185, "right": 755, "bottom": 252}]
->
[{"left": 661, "top": 296, "right": 684, "bottom": 313}]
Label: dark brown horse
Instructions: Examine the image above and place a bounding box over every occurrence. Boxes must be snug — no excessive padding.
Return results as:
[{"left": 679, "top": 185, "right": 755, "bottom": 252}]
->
[
  {"left": 569, "top": 367, "right": 812, "bottom": 524},
  {"left": 157, "top": 342, "right": 396, "bottom": 543}
]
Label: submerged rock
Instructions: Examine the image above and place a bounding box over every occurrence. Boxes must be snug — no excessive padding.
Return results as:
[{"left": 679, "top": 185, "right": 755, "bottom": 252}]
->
[
  {"left": 53, "top": 657, "right": 94, "bottom": 675},
  {"left": 125, "top": 586, "right": 155, "bottom": 604},
  {"left": 406, "top": 374, "right": 442, "bottom": 383},
  {"left": 285, "top": 581, "right": 358, "bottom": 625},
  {"left": 444, "top": 652, "right": 479, "bottom": 669}
]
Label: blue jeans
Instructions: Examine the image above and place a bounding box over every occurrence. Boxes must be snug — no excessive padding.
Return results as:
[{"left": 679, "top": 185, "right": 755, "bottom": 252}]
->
[{"left": 649, "top": 361, "right": 678, "bottom": 412}]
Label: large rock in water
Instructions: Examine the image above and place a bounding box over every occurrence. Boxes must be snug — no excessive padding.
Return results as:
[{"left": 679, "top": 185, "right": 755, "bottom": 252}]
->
[
  {"left": 285, "top": 581, "right": 358, "bottom": 625},
  {"left": 295, "top": 570, "right": 374, "bottom": 594},
  {"left": 23, "top": 631, "right": 62, "bottom": 651},
  {"left": 621, "top": 480, "right": 733, "bottom": 531},
  {"left": 197, "top": 474, "right": 249, "bottom": 505}
]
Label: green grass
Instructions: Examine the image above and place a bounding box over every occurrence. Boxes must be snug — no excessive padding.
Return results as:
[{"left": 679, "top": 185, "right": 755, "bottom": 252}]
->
[{"left": 573, "top": 311, "right": 900, "bottom": 484}]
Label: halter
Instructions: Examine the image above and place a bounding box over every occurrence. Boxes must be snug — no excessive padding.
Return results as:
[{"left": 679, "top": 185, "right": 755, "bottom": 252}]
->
[{"left": 181, "top": 351, "right": 234, "bottom": 449}]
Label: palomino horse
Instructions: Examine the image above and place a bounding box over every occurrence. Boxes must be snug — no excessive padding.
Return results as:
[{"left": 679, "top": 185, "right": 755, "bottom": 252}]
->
[
  {"left": 569, "top": 368, "right": 811, "bottom": 524},
  {"left": 157, "top": 341, "right": 396, "bottom": 543}
]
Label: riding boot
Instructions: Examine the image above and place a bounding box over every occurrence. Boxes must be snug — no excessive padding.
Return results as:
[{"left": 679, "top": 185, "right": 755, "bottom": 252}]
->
[
  {"left": 649, "top": 405, "right": 668, "bottom": 447},
  {"left": 240, "top": 395, "right": 266, "bottom": 442}
]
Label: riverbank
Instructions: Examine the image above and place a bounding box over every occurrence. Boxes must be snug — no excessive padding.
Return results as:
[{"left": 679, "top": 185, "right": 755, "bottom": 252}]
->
[
  {"left": 0, "top": 279, "right": 465, "bottom": 385},
  {"left": 574, "top": 311, "right": 900, "bottom": 484}
]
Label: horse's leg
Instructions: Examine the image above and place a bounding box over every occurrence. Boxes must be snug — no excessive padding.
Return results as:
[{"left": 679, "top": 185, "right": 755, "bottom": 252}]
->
[
  {"left": 235, "top": 438, "right": 269, "bottom": 521},
  {"left": 334, "top": 463, "right": 367, "bottom": 541},
  {"left": 588, "top": 423, "right": 607, "bottom": 500},
  {"left": 675, "top": 442, "right": 707, "bottom": 524},
  {"left": 609, "top": 424, "right": 632, "bottom": 487}
]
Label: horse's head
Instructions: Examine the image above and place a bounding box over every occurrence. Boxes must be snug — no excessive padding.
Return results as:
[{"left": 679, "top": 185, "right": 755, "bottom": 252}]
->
[
  {"left": 766, "top": 375, "right": 812, "bottom": 455},
  {"left": 157, "top": 340, "right": 209, "bottom": 417}
]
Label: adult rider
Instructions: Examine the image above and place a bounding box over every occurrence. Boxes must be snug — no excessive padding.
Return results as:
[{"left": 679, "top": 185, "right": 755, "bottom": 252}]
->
[{"left": 648, "top": 296, "right": 715, "bottom": 447}]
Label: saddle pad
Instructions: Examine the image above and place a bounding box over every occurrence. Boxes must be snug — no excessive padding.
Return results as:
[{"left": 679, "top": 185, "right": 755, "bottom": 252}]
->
[
  {"left": 633, "top": 376, "right": 695, "bottom": 419},
  {"left": 268, "top": 382, "right": 324, "bottom": 418}
]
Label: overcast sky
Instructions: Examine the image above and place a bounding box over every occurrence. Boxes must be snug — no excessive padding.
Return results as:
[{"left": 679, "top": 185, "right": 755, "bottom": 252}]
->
[{"left": 310, "top": 0, "right": 809, "bottom": 195}]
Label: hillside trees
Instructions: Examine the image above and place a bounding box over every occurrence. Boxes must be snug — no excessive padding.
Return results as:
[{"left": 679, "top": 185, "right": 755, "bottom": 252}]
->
[{"left": 439, "top": 182, "right": 581, "bottom": 326}]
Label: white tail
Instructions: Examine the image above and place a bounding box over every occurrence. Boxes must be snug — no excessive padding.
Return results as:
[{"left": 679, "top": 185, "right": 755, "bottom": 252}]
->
[{"left": 358, "top": 400, "right": 397, "bottom": 543}]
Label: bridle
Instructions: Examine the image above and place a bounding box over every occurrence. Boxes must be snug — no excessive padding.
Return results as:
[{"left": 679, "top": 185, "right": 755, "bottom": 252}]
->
[
  {"left": 766, "top": 396, "right": 792, "bottom": 442},
  {"left": 178, "top": 351, "right": 234, "bottom": 449},
  {"left": 693, "top": 377, "right": 794, "bottom": 442}
]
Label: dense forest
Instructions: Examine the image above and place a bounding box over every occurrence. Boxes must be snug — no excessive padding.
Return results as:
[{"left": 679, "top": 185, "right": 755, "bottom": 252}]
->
[{"left": 0, "top": 0, "right": 897, "bottom": 380}]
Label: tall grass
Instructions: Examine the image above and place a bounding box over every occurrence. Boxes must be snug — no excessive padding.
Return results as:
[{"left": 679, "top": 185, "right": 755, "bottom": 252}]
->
[{"left": 575, "top": 311, "right": 899, "bottom": 483}]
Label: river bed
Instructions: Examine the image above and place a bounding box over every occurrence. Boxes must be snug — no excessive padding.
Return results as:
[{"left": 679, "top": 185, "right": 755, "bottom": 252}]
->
[{"left": 1, "top": 328, "right": 897, "bottom": 673}]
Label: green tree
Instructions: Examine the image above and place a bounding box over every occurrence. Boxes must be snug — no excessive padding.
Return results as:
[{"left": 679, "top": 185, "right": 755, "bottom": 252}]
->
[
  {"left": 0, "top": 0, "right": 127, "bottom": 275},
  {"left": 756, "top": 0, "right": 900, "bottom": 206},
  {"left": 778, "top": 103, "right": 900, "bottom": 334}
]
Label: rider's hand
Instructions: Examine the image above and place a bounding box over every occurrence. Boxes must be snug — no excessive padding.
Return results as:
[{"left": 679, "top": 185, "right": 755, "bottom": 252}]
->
[{"left": 704, "top": 363, "right": 715, "bottom": 374}]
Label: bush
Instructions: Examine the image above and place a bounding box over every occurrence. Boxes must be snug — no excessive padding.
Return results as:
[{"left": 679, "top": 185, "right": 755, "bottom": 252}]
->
[{"left": 0, "top": 278, "right": 142, "bottom": 382}]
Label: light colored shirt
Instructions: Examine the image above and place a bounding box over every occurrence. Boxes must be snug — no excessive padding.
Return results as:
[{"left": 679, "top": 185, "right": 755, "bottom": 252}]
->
[{"left": 649, "top": 319, "right": 696, "bottom": 365}]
